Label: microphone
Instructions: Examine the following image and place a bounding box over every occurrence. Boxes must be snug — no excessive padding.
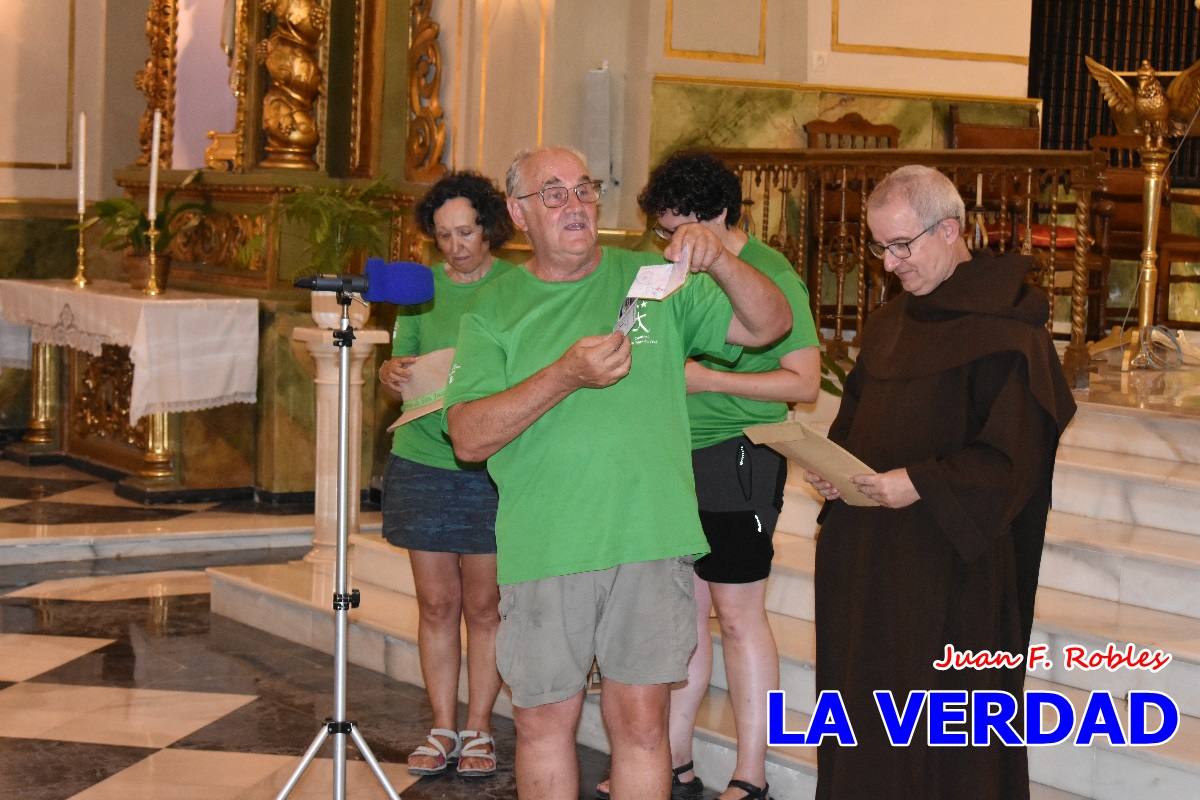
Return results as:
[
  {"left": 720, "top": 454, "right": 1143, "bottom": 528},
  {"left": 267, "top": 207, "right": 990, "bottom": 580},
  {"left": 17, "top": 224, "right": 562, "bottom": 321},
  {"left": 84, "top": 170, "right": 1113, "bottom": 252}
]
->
[
  {"left": 293, "top": 259, "right": 435, "bottom": 306},
  {"left": 294, "top": 274, "right": 369, "bottom": 294}
]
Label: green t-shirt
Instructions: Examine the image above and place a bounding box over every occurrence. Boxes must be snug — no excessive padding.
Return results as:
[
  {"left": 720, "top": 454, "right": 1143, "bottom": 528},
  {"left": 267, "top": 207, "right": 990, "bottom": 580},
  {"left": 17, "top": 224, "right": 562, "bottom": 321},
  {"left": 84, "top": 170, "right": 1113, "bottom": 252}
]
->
[
  {"left": 444, "top": 247, "right": 741, "bottom": 585},
  {"left": 686, "top": 236, "right": 820, "bottom": 449},
  {"left": 390, "top": 258, "right": 515, "bottom": 470}
]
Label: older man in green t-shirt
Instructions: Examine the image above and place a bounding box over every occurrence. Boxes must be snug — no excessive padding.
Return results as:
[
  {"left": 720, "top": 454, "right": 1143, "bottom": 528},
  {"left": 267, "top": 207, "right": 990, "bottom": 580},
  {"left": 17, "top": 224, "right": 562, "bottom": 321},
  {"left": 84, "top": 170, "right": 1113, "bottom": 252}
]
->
[{"left": 444, "top": 146, "right": 790, "bottom": 800}]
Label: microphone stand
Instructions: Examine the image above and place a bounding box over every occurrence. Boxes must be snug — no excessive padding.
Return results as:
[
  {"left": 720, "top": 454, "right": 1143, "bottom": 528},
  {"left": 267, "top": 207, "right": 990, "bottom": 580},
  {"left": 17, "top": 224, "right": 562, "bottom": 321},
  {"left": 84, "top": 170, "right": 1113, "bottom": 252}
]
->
[{"left": 275, "top": 287, "right": 400, "bottom": 800}]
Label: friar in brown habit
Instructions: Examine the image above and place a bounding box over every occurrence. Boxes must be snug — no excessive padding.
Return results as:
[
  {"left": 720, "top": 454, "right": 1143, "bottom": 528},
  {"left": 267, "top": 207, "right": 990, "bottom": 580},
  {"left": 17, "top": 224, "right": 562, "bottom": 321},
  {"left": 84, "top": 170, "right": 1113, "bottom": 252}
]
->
[{"left": 805, "top": 165, "right": 1077, "bottom": 800}]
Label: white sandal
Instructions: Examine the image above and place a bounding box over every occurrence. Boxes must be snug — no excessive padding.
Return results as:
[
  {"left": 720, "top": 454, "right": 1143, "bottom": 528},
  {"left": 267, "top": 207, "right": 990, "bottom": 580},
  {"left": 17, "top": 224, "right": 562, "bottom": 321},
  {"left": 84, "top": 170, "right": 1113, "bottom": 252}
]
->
[
  {"left": 456, "top": 729, "right": 497, "bottom": 777},
  {"left": 407, "top": 728, "right": 461, "bottom": 775}
]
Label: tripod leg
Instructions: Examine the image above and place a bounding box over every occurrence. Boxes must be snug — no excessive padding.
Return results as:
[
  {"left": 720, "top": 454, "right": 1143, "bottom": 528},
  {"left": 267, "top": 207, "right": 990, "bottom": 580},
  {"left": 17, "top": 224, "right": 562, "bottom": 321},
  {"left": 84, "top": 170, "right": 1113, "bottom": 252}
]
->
[
  {"left": 274, "top": 724, "right": 330, "bottom": 800},
  {"left": 349, "top": 724, "right": 402, "bottom": 800}
]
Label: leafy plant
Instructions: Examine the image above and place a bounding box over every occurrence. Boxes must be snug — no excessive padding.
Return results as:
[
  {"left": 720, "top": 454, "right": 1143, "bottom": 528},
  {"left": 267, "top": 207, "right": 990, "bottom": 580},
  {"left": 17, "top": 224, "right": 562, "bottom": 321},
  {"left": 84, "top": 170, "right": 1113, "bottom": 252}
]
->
[
  {"left": 820, "top": 350, "right": 849, "bottom": 397},
  {"left": 81, "top": 170, "right": 208, "bottom": 255},
  {"left": 279, "top": 180, "right": 392, "bottom": 274}
]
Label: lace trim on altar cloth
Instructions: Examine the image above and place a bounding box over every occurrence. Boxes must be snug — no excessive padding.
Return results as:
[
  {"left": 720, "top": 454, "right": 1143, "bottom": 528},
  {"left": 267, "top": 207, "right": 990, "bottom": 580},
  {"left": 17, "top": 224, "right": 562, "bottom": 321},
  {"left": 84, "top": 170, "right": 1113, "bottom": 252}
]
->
[
  {"left": 130, "top": 391, "right": 259, "bottom": 425},
  {"left": 28, "top": 305, "right": 109, "bottom": 356}
]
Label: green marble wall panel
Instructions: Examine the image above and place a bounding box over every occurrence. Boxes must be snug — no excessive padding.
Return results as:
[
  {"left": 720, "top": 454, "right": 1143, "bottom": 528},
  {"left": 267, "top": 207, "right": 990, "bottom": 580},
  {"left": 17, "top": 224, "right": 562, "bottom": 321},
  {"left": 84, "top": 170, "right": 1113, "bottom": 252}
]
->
[
  {"left": 649, "top": 82, "right": 818, "bottom": 169},
  {"left": 814, "top": 93, "right": 934, "bottom": 149},
  {"left": 179, "top": 402, "right": 255, "bottom": 488},
  {"left": 0, "top": 370, "right": 29, "bottom": 437},
  {"left": 0, "top": 218, "right": 75, "bottom": 280},
  {"left": 255, "top": 300, "right": 387, "bottom": 496},
  {"left": 929, "top": 100, "right": 1040, "bottom": 148},
  {"left": 649, "top": 80, "right": 1038, "bottom": 168},
  {"left": 0, "top": 216, "right": 73, "bottom": 437}
]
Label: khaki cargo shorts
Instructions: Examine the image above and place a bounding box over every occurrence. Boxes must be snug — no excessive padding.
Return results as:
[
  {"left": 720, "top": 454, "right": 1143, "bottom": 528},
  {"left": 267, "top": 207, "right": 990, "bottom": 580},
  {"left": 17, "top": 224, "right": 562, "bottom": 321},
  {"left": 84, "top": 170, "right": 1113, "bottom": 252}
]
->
[{"left": 496, "top": 556, "right": 697, "bottom": 708}]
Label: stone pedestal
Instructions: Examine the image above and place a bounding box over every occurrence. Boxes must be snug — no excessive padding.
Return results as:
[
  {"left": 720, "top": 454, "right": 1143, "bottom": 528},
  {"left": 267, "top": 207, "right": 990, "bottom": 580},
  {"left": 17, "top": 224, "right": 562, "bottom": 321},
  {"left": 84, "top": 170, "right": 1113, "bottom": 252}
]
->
[{"left": 293, "top": 325, "right": 390, "bottom": 563}]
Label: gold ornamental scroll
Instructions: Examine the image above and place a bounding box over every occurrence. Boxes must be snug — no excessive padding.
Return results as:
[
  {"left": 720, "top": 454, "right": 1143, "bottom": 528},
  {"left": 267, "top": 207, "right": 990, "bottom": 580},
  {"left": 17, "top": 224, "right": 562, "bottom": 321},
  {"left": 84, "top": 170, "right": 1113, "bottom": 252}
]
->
[
  {"left": 406, "top": 0, "right": 447, "bottom": 182},
  {"left": 258, "top": 0, "right": 328, "bottom": 170}
]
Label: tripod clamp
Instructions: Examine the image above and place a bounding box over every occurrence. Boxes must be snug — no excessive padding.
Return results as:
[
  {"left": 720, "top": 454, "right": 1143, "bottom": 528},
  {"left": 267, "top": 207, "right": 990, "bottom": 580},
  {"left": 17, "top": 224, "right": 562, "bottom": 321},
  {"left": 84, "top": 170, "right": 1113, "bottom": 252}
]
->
[{"left": 332, "top": 590, "right": 360, "bottom": 611}]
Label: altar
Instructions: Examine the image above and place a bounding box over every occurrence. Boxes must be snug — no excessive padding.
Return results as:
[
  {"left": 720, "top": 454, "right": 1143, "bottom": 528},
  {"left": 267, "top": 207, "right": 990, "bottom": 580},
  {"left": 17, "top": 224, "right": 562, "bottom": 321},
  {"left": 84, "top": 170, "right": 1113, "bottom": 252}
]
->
[{"left": 0, "top": 278, "right": 259, "bottom": 500}]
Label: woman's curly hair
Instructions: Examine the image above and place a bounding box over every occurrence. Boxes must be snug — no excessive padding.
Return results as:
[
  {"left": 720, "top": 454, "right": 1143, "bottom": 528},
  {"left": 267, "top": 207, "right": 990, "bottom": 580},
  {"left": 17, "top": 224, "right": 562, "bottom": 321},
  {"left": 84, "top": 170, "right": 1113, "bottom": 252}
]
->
[
  {"left": 415, "top": 171, "right": 514, "bottom": 248},
  {"left": 638, "top": 152, "right": 742, "bottom": 227}
]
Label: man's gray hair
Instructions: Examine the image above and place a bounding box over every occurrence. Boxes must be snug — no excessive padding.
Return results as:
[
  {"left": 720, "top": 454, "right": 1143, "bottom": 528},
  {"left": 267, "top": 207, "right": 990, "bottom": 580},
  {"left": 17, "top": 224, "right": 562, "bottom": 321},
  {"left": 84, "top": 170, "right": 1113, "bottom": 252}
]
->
[
  {"left": 504, "top": 145, "right": 591, "bottom": 197},
  {"left": 867, "top": 165, "right": 965, "bottom": 228}
]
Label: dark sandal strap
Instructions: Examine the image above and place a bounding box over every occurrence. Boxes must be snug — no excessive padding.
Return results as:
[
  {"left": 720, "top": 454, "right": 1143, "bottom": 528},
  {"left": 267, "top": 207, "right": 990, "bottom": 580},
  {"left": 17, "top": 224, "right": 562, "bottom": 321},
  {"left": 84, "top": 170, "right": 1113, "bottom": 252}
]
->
[
  {"left": 727, "top": 778, "right": 769, "bottom": 799},
  {"left": 672, "top": 761, "right": 695, "bottom": 778}
]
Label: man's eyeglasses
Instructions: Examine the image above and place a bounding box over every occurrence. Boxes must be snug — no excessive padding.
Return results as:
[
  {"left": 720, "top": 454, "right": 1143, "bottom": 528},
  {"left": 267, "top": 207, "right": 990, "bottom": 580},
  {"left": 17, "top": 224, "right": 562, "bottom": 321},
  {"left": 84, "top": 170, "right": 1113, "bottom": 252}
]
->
[
  {"left": 515, "top": 180, "right": 604, "bottom": 209},
  {"left": 867, "top": 218, "right": 949, "bottom": 260}
]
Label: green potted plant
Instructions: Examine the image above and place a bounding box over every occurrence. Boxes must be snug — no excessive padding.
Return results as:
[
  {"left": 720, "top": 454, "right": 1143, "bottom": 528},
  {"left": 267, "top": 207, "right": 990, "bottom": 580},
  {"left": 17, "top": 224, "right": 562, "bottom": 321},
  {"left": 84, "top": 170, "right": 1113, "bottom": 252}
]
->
[
  {"left": 272, "top": 180, "right": 393, "bottom": 326},
  {"left": 277, "top": 179, "right": 392, "bottom": 274},
  {"left": 82, "top": 170, "right": 208, "bottom": 291}
]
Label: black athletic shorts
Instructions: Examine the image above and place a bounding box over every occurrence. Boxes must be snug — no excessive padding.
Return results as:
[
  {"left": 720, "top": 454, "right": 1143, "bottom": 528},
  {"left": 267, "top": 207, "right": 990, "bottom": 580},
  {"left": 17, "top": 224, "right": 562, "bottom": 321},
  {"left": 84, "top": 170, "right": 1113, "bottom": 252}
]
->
[{"left": 691, "top": 435, "right": 786, "bottom": 584}]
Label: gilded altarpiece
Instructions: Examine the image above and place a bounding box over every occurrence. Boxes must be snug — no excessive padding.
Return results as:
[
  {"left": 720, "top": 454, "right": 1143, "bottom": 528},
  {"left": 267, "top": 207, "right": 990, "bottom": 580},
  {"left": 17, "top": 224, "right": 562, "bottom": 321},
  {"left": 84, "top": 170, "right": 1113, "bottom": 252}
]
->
[{"left": 85, "top": 0, "right": 444, "bottom": 497}]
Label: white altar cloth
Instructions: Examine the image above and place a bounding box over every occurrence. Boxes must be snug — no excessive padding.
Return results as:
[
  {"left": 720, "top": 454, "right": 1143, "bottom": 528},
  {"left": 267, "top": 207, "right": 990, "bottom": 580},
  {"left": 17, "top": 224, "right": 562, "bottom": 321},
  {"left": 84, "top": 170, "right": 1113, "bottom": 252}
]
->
[{"left": 0, "top": 279, "right": 258, "bottom": 424}]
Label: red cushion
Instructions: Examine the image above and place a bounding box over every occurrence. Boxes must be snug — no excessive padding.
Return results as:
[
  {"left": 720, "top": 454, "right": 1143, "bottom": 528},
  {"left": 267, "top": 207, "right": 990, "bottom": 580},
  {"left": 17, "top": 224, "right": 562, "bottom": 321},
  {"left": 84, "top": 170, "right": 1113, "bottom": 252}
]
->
[{"left": 1018, "top": 224, "right": 1077, "bottom": 248}]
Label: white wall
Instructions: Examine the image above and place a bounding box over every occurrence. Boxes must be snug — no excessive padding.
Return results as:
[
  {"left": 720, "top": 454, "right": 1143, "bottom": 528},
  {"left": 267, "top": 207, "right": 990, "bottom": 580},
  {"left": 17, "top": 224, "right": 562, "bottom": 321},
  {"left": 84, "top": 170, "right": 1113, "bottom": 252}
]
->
[
  {"left": 435, "top": 0, "right": 1033, "bottom": 230},
  {"left": 0, "top": 0, "right": 143, "bottom": 205},
  {"left": 806, "top": 0, "right": 1031, "bottom": 96}
]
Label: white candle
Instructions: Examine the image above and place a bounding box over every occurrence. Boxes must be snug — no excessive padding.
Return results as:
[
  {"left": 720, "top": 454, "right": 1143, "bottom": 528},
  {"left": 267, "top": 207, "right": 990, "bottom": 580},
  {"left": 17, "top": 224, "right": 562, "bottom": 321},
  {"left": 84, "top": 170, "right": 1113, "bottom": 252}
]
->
[
  {"left": 148, "top": 109, "right": 162, "bottom": 223},
  {"left": 76, "top": 112, "right": 86, "bottom": 215},
  {"left": 976, "top": 172, "right": 983, "bottom": 207}
]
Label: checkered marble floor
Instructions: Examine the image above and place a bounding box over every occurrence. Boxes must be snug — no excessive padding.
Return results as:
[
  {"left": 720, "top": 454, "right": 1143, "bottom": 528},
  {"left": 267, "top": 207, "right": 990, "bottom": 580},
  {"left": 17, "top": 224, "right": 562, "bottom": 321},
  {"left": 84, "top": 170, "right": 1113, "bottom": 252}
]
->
[{"left": 0, "top": 465, "right": 616, "bottom": 800}]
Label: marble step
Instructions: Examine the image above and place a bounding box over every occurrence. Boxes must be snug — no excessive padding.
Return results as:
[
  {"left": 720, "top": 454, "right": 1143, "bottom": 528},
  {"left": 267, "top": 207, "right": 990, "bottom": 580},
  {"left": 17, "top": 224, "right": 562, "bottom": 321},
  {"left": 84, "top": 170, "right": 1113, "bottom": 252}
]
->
[
  {"left": 207, "top": 560, "right": 1090, "bottom": 800},
  {"left": 777, "top": 482, "right": 1200, "bottom": 620},
  {"left": 1061, "top": 401, "right": 1200, "bottom": 466},
  {"left": 353, "top": 532, "right": 1200, "bottom": 725},
  {"left": 0, "top": 518, "right": 318, "bottom": 566},
  {"left": 763, "top": 534, "right": 1200, "bottom": 720},
  {"left": 1051, "top": 446, "right": 1200, "bottom": 536}
]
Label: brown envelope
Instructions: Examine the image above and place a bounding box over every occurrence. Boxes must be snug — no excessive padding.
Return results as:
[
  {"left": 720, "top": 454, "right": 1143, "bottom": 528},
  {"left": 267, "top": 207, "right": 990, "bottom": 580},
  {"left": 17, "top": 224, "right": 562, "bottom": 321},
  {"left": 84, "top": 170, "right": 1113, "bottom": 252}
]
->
[
  {"left": 386, "top": 348, "right": 456, "bottom": 431},
  {"left": 744, "top": 420, "right": 880, "bottom": 507}
]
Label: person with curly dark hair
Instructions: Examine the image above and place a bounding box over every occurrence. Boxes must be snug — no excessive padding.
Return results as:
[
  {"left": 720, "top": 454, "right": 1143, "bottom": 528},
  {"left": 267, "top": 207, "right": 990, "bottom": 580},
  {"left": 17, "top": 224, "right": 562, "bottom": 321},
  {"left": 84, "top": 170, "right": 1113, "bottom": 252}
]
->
[
  {"left": 612, "top": 151, "right": 819, "bottom": 800},
  {"left": 378, "top": 170, "right": 515, "bottom": 779}
]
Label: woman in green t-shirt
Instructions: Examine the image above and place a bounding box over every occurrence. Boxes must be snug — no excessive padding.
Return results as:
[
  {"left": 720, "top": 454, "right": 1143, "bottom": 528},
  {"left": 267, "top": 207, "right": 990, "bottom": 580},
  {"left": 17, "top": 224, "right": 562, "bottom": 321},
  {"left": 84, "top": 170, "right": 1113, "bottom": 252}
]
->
[
  {"left": 378, "top": 172, "right": 514, "bottom": 779},
  {"left": 629, "top": 153, "right": 821, "bottom": 800}
]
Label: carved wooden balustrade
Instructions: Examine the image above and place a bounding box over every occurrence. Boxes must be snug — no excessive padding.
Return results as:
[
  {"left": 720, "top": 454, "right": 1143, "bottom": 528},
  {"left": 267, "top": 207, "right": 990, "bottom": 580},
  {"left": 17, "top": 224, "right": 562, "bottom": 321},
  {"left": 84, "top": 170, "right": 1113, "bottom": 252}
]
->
[{"left": 707, "top": 148, "right": 1107, "bottom": 388}]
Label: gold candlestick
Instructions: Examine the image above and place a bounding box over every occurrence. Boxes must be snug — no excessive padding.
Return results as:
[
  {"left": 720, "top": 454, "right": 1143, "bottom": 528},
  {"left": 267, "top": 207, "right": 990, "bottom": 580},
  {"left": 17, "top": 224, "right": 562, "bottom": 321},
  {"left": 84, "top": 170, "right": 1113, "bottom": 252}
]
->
[
  {"left": 145, "top": 223, "right": 162, "bottom": 296},
  {"left": 72, "top": 212, "right": 89, "bottom": 288}
]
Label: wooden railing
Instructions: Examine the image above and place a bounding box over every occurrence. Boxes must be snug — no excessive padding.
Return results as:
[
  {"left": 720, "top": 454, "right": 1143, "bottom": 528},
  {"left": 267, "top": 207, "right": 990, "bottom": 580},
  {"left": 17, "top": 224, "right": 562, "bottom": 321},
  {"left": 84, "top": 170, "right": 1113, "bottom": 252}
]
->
[{"left": 707, "top": 149, "right": 1107, "bottom": 388}]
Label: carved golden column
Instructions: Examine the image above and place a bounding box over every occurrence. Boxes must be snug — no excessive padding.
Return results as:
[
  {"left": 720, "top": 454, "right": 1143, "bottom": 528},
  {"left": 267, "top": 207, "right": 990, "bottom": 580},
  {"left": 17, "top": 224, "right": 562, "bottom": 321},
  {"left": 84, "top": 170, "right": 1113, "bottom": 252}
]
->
[
  {"left": 406, "top": 0, "right": 447, "bottom": 181},
  {"left": 1062, "top": 173, "right": 1095, "bottom": 389},
  {"left": 258, "top": 0, "right": 327, "bottom": 170},
  {"left": 141, "top": 411, "right": 174, "bottom": 479},
  {"left": 20, "top": 343, "right": 60, "bottom": 449}
]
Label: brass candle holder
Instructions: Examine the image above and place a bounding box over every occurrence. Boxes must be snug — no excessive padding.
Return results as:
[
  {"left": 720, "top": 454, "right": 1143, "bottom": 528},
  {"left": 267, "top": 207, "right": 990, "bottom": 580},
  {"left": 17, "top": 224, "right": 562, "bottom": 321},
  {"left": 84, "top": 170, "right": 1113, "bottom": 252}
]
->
[
  {"left": 72, "top": 212, "right": 89, "bottom": 288},
  {"left": 144, "top": 223, "right": 162, "bottom": 296}
]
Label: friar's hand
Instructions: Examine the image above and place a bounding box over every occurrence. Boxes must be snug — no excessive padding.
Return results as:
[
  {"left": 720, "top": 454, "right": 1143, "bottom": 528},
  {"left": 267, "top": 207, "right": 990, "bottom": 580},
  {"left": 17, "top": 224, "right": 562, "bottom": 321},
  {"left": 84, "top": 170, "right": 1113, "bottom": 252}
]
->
[
  {"left": 379, "top": 356, "right": 417, "bottom": 395},
  {"left": 805, "top": 471, "right": 841, "bottom": 501},
  {"left": 851, "top": 468, "right": 919, "bottom": 508},
  {"left": 560, "top": 332, "right": 631, "bottom": 389},
  {"left": 663, "top": 223, "right": 728, "bottom": 275}
]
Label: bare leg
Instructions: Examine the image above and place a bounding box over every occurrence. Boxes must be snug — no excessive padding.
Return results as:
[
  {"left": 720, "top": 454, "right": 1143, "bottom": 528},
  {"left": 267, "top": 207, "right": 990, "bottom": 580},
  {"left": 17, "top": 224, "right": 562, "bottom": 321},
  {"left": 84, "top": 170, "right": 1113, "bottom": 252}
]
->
[
  {"left": 408, "top": 550, "right": 464, "bottom": 770},
  {"left": 668, "top": 574, "right": 713, "bottom": 783},
  {"left": 710, "top": 579, "right": 776, "bottom": 797},
  {"left": 514, "top": 691, "right": 585, "bottom": 800},
  {"left": 602, "top": 678, "right": 671, "bottom": 800},
  {"left": 459, "top": 552, "right": 501, "bottom": 771}
]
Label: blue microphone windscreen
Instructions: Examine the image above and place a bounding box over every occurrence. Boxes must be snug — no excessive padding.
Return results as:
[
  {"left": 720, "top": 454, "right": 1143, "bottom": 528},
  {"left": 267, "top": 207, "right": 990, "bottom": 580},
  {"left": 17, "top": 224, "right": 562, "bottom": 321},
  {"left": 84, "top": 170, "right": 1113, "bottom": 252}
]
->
[{"left": 364, "top": 260, "right": 435, "bottom": 305}]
